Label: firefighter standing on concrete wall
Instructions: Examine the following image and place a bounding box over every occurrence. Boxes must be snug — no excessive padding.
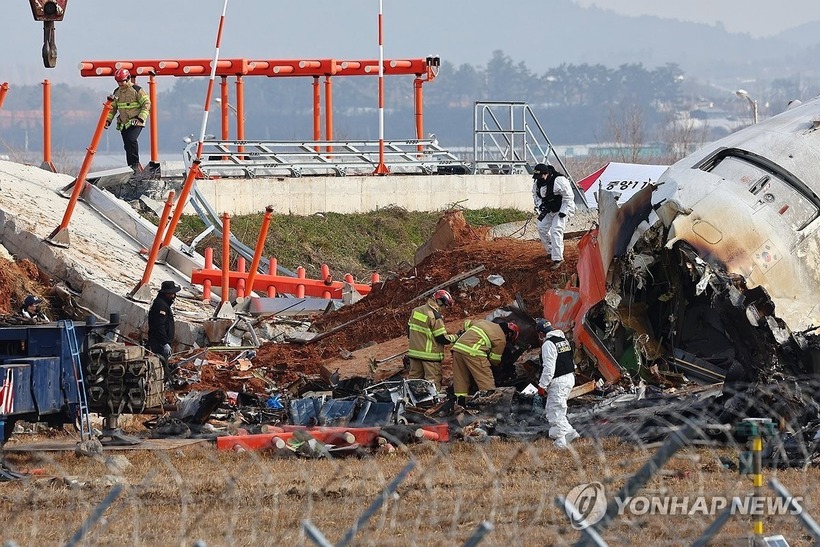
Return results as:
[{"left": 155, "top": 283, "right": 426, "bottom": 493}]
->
[
  {"left": 532, "top": 163, "right": 575, "bottom": 269},
  {"left": 535, "top": 318, "right": 580, "bottom": 449},
  {"left": 406, "top": 289, "right": 457, "bottom": 394},
  {"left": 451, "top": 319, "right": 519, "bottom": 405},
  {"left": 105, "top": 68, "right": 150, "bottom": 171}
]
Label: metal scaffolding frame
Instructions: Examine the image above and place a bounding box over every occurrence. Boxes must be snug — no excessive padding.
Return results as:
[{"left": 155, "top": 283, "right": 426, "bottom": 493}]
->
[{"left": 183, "top": 138, "right": 465, "bottom": 178}]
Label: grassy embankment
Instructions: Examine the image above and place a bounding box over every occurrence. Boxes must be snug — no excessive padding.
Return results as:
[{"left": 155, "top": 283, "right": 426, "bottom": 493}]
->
[{"left": 172, "top": 207, "right": 531, "bottom": 281}]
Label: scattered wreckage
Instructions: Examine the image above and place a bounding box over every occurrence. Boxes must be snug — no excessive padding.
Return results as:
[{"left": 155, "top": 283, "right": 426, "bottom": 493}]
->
[
  {"left": 9, "top": 99, "right": 820, "bottom": 470},
  {"left": 542, "top": 96, "right": 820, "bottom": 465},
  {"left": 152, "top": 305, "right": 550, "bottom": 458}
]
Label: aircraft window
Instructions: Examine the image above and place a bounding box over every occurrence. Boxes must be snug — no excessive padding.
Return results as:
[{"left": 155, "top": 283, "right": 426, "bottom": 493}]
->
[{"left": 705, "top": 155, "right": 819, "bottom": 230}]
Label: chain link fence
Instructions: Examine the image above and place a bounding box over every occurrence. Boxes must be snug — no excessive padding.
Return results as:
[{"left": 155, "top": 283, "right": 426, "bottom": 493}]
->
[{"left": 3, "top": 376, "right": 820, "bottom": 546}]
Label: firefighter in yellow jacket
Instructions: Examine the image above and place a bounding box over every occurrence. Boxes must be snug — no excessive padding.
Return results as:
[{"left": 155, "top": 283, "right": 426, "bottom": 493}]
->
[
  {"left": 406, "top": 290, "right": 456, "bottom": 393},
  {"left": 105, "top": 68, "right": 150, "bottom": 171},
  {"left": 451, "top": 319, "right": 519, "bottom": 404}
]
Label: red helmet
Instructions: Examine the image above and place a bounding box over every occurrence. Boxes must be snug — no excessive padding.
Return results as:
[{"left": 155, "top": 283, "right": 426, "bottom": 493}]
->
[
  {"left": 114, "top": 68, "right": 131, "bottom": 82},
  {"left": 433, "top": 289, "right": 453, "bottom": 307},
  {"left": 505, "top": 322, "right": 520, "bottom": 342}
]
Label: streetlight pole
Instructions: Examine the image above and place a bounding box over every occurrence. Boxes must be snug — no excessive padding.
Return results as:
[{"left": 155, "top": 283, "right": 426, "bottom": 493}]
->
[
  {"left": 214, "top": 97, "right": 245, "bottom": 145},
  {"left": 735, "top": 89, "right": 758, "bottom": 125},
  {"left": 215, "top": 97, "right": 238, "bottom": 117}
]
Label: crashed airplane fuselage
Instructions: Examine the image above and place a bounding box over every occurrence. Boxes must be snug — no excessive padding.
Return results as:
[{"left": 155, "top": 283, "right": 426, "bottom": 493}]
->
[{"left": 568, "top": 98, "right": 820, "bottom": 386}]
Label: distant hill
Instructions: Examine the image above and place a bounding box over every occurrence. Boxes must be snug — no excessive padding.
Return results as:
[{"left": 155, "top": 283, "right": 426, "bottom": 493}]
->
[
  {"left": 529, "top": 3, "right": 819, "bottom": 87},
  {"left": 1, "top": 0, "right": 818, "bottom": 91},
  {"left": 777, "top": 21, "right": 820, "bottom": 48}
]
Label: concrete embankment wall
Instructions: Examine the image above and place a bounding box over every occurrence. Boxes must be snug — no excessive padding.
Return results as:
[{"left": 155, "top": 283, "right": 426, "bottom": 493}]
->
[{"left": 184, "top": 173, "right": 534, "bottom": 215}]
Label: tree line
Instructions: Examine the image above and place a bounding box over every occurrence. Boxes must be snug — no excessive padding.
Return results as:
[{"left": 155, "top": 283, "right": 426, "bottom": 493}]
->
[{"left": 0, "top": 50, "right": 813, "bottom": 159}]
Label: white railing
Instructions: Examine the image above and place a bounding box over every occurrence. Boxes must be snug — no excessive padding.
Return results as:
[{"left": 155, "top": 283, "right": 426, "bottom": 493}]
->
[{"left": 182, "top": 139, "right": 466, "bottom": 178}]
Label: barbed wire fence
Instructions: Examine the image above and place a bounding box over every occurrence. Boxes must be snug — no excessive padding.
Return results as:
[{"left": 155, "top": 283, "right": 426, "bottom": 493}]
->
[{"left": 2, "top": 378, "right": 820, "bottom": 546}]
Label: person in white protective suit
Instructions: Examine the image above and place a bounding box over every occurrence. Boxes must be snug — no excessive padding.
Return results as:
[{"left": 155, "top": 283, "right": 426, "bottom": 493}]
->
[
  {"left": 531, "top": 163, "right": 575, "bottom": 269},
  {"left": 535, "top": 319, "right": 580, "bottom": 448}
]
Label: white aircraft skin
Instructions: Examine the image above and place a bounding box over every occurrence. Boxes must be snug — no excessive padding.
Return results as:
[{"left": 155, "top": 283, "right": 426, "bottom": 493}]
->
[
  {"left": 582, "top": 97, "right": 820, "bottom": 385},
  {"left": 645, "top": 97, "right": 820, "bottom": 332}
]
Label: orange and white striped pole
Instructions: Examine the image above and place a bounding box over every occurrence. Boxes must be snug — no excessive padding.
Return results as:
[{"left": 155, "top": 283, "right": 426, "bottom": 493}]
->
[
  {"left": 373, "top": 0, "right": 389, "bottom": 175},
  {"left": 161, "top": 0, "right": 229, "bottom": 248}
]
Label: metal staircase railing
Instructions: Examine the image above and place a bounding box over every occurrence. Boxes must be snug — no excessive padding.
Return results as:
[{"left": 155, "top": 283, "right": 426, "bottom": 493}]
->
[
  {"left": 472, "top": 100, "right": 586, "bottom": 205},
  {"left": 183, "top": 139, "right": 465, "bottom": 178}
]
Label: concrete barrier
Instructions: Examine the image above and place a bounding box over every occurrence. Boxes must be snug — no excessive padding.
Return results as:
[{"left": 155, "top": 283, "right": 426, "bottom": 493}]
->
[{"left": 180, "top": 173, "right": 535, "bottom": 216}]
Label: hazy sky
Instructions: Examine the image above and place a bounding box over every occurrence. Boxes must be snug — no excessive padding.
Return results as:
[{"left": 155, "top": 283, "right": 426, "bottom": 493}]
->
[
  {"left": 1, "top": 0, "right": 818, "bottom": 89},
  {"left": 576, "top": 0, "right": 820, "bottom": 36}
]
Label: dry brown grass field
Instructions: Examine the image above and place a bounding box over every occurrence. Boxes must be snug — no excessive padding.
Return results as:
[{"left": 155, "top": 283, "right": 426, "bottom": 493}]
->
[{"left": 2, "top": 430, "right": 820, "bottom": 546}]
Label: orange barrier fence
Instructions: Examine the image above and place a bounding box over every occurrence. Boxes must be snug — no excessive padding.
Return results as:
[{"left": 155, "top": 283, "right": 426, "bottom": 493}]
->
[{"left": 191, "top": 253, "right": 377, "bottom": 300}]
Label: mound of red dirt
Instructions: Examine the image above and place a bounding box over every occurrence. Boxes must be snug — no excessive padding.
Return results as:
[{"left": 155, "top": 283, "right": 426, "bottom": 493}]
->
[
  {"left": 235, "top": 212, "right": 580, "bottom": 391},
  {"left": 0, "top": 257, "right": 52, "bottom": 317}
]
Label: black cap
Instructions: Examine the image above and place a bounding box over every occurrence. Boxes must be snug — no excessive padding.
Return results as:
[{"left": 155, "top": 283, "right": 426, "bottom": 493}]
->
[
  {"left": 160, "top": 280, "right": 181, "bottom": 294},
  {"left": 24, "top": 295, "right": 42, "bottom": 307},
  {"left": 536, "top": 318, "right": 554, "bottom": 334},
  {"left": 532, "top": 163, "right": 550, "bottom": 177}
]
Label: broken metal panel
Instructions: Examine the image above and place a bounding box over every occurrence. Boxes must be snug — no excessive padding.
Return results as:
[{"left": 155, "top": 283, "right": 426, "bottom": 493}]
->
[
  {"left": 542, "top": 287, "right": 581, "bottom": 335},
  {"left": 350, "top": 401, "right": 395, "bottom": 427},
  {"left": 597, "top": 184, "right": 655, "bottom": 275},
  {"left": 289, "top": 398, "right": 323, "bottom": 426},
  {"left": 543, "top": 228, "right": 620, "bottom": 382},
  {"left": 572, "top": 98, "right": 820, "bottom": 396},
  {"left": 649, "top": 101, "right": 820, "bottom": 331},
  {"left": 578, "top": 302, "right": 626, "bottom": 383},
  {"left": 248, "top": 297, "right": 341, "bottom": 316},
  {"left": 317, "top": 400, "right": 357, "bottom": 427}
]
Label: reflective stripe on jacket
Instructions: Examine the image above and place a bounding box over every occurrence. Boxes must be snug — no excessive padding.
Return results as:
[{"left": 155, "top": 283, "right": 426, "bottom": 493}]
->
[
  {"left": 407, "top": 299, "right": 454, "bottom": 361},
  {"left": 452, "top": 319, "right": 506, "bottom": 365},
  {"left": 107, "top": 83, "right": 150, "bottom": 131}
]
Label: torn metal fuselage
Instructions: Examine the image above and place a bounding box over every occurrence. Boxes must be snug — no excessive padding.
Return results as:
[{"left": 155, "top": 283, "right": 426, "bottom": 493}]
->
[{"left": 588, "top": 98, "right": 820, "bottom": 390}]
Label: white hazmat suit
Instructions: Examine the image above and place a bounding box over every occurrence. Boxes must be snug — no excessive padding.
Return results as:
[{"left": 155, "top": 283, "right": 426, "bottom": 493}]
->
[
  {"left": 532, "top": 170, "right": 575, "bottom": 263},
  {"left": 538, "top": 327, "right": 579, "bottom": 448}
]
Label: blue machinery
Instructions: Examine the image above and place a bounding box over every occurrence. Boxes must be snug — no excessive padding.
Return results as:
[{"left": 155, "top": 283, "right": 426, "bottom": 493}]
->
[{"left": 0, "top": 319, "right": 113, "bottom": 444}]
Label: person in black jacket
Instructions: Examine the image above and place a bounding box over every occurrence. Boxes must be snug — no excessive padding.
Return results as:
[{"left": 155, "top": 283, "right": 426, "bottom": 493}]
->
[{"left": 148, "top": 280, "right": 180, "bottom": 379}]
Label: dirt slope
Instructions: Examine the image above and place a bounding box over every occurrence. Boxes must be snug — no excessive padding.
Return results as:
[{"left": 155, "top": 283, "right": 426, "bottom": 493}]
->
[{"left": 0, "top": 257, "right": 53, "bottom": 317}]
